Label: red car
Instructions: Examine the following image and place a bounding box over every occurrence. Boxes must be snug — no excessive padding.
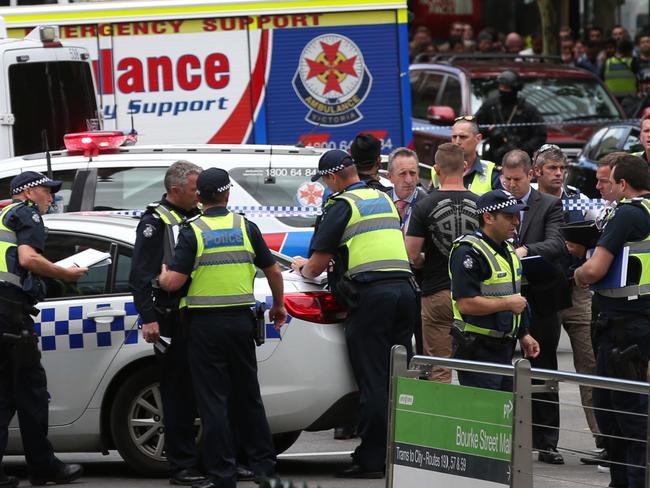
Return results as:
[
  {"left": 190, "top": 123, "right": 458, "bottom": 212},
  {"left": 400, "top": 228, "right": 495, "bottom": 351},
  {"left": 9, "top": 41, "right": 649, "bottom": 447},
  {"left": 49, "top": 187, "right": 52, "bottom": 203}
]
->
[{"left": 410, "top": 55, "right": 625, "bottom": 173}]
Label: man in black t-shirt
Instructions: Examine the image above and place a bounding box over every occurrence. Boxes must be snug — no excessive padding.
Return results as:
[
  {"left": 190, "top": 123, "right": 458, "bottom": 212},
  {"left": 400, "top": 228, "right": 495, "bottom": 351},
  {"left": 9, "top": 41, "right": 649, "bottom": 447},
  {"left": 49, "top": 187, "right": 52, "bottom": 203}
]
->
[{"left": 406, "top": 143, "right": 479, "bottom": 382}]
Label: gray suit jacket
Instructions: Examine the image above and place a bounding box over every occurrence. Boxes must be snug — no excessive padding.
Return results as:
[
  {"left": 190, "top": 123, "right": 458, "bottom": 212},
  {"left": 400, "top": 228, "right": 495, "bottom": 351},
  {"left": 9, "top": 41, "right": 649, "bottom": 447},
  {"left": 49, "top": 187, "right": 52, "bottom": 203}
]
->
[{"left": 519, "top": 188, "right": 565, "bottom": 261}]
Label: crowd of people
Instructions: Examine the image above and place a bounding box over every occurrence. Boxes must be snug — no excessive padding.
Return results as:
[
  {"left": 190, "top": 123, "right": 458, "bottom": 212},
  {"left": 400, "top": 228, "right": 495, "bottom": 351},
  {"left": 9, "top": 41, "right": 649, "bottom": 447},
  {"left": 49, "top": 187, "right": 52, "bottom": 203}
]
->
[
  {"left": 296, "top": 128, "right": 650, "bottom": 488},
  {"left": 411, "top": 22, "right": 650, "bottom": 117}
]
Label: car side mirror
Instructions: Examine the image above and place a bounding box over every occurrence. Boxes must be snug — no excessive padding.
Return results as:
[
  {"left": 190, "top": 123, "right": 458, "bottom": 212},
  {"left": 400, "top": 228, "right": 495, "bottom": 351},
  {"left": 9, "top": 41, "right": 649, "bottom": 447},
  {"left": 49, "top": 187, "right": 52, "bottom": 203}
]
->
[{"left": 426, "top": 105, "right": 456, "bottom": 125}]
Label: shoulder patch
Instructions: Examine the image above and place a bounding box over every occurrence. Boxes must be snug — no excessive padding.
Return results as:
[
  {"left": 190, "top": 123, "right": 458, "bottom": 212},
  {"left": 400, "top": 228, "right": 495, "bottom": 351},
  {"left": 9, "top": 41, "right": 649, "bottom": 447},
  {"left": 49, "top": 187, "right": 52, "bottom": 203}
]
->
[
  {"left": 31, "top": 213, "right": 41, "bottom": 223},
  {"left": 142, "top": 224, "right": 155, "bottom": 238},
  {"left": 463, "top": 256, "right": 474, "bottom": 269}
]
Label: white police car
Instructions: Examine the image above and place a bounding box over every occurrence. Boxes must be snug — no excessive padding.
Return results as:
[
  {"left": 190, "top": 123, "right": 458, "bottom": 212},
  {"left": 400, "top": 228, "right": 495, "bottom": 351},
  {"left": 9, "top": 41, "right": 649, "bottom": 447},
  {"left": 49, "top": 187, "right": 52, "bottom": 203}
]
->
[
  {"left": 4, "top": 213, "right": 356, "bottom": 475},
  {"left": 0, "top": 132, "right": 394, "bottom": 257},
  {"left": 0, "top": 132, "right": 328, "bottom": 257}
]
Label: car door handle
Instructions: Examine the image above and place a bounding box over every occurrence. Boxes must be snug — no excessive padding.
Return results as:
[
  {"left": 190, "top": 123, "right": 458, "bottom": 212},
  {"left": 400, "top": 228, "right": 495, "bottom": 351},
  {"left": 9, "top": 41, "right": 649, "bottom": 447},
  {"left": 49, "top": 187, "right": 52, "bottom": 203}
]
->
[{"left": 87, "top": 309, "right": 127, "bottom": 324}]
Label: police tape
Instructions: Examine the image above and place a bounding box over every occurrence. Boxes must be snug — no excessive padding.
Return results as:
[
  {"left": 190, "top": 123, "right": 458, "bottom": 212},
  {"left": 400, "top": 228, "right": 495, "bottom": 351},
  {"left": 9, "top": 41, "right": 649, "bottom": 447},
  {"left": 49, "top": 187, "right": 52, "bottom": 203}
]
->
[
  {"left": 413, "top": 118, "right": 640, "bottom": 131},
  {"left": 89, "top": 201, "right": 607, "bottom": 219}
]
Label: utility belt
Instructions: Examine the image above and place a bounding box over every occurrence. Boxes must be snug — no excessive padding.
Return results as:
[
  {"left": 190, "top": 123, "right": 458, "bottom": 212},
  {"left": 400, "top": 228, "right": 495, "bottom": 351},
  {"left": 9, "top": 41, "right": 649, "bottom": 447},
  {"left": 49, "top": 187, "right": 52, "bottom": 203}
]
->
[
  {"left": 592, "top": 311, "right": 650, "bottom": 382},
  {"left": 0, "top": 296, "right": 41, "bottom": 369},
  {"left": 450, "top": 322, "right": 516, "bottom": 359},
  {"left": 0, "top": 295, "right": 39, "bottom": 330},
  {"left": 335, "top": 273, "right": 418, "bottom": 311}
]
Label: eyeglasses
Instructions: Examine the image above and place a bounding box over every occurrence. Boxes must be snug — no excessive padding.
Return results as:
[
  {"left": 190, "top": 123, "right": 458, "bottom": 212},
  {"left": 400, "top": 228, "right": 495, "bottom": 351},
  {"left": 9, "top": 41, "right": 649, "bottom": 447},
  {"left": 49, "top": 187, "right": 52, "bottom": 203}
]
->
[
  {"left": 533, "top": 144, "right": 562, "bottom": 163},
  {"left": 454, "top": 114, "right": 476, "bottom": 123},
  {"left": 536, "top": 143, "right": 561, "bottom": 154}
]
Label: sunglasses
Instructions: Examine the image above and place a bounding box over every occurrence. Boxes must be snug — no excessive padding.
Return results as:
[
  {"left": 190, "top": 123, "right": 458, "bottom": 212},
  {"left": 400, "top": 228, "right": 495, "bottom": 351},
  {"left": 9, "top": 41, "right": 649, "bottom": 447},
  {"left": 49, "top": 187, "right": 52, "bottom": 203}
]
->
[{"left": 454, "top": 114, "right": 476, "bottom": 122}]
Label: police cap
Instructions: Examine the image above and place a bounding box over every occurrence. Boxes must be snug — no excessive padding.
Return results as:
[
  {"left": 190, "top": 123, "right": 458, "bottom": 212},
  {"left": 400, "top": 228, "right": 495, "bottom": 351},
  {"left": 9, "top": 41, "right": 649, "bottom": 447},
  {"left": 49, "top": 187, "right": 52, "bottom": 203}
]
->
[
  {"left": 477, "top": 189, "right": 529, "bottom": 214},
  {"left": 10, "top": 171, "right": 62, "bottom": 195},
  {"left": 311, "top": 149, "right": 354, "bottom": 182},
  {"left": 197, "top": 167, "right": 232, "bottom": 195}
]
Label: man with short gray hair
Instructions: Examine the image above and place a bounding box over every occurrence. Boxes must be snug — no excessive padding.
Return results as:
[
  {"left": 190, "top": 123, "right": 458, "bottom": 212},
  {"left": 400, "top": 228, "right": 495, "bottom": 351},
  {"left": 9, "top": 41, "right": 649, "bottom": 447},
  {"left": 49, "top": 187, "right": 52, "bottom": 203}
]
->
[
  {"left": 533, "top": 144, "right": 602, "bottom": 454},
  {"left": 129, "top": 160, "right": 207, "bottom": 485}
]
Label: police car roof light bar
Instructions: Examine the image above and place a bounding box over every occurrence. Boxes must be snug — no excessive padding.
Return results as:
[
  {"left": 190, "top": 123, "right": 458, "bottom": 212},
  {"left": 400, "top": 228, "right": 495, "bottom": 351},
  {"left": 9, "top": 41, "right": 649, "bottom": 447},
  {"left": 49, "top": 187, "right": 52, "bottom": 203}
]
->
[{"left": 64, "top": 131, "right": 134, "bottom": 158}]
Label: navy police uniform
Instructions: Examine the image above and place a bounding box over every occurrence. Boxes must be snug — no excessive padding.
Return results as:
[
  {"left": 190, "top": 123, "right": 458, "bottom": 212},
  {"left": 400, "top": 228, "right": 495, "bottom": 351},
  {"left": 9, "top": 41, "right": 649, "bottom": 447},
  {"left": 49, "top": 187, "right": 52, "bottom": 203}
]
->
[
  {"left": 129, "top": 197, "right": 201, "bottom": 477},
  {"left": 0, "top": 172, "right": 82, "bottom": 486},
  {"left": 170, "top": 202, "right": 276, "bottom": 486},
  {"left": 449, "top": 230, "right": 530, "bottom": 390},
  {"left": 591, "top": 195, "right": 650, "bottom": 488},
  {"left": 310, "top": 157, "right": 417, "bottom": 473}
]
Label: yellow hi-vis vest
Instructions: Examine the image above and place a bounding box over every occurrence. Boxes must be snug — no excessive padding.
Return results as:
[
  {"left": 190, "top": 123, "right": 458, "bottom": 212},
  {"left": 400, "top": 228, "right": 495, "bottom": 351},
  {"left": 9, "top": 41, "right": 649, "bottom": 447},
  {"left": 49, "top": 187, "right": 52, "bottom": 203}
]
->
[
  {"left": 431, "top": 158, "right": 495, "bottom": 195},
  {"left": 181, "top": 212, "right": 256, "bottom": 308},
  {"left": 596, "top": 197, "right": 650, "bottom": 299},
  {"left": 150, "top": 202, "right": 185, "bottom": 264},
  {"left": 604, "top": 56, "right": 637, "bottom": 97},
  {"left": 333, "top": 187, "right": 411, "bottom": 278},
  {"left": 449, "top": 234, "right": 523, "bottom": 339},
  {"left": 0, "top": 202, "right": 23, "bottom": 288}
]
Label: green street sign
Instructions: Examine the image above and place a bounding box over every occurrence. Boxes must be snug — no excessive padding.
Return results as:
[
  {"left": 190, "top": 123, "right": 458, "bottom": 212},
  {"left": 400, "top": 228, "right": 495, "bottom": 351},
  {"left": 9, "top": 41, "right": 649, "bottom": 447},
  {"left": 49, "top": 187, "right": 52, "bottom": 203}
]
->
[{"left": 391, "top": 377, "right": 513, "bottom": 487}]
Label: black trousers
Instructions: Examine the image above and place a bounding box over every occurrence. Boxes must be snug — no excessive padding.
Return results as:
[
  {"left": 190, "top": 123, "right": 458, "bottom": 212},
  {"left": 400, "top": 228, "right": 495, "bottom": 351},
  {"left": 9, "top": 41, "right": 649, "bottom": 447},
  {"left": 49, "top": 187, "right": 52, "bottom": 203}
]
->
[
  {"left": 346, "top": 279, "right": 416, "bottom": 471},
  {"left": 593, "top": 317, "right": 650, "bottom": 488},
  {"left": 188, "top": 309, "right": 275, "bottom": 487},
  {"left": 0, "top": 311, "right": 60, "bottom": 476},
  {"left": 528, "top": 312, "right": 562, "bottom": 450},
  {"left": 456, "top": 337, "right": 515, "bottom": 392},
  {"left": 156, "top": 317, "right": 199, "bottom": 474}
]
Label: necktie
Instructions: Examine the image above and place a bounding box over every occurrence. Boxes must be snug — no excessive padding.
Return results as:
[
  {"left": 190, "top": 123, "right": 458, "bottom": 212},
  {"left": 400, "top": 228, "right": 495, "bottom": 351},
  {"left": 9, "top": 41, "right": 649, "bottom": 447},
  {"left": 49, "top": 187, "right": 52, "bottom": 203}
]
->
[{"left": 395, "top": 200, "right": 408, "bottom": 220}]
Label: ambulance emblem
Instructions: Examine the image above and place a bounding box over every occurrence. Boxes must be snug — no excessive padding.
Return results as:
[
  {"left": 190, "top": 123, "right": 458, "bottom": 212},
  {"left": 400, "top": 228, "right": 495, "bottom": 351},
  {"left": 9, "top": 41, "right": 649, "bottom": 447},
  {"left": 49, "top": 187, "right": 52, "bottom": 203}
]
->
[
  {"left": 293, "top": 34, "right": 372, "bottom": 127},
  {"left": 296, "top": 182, "right": 324, "bottom": 207}
]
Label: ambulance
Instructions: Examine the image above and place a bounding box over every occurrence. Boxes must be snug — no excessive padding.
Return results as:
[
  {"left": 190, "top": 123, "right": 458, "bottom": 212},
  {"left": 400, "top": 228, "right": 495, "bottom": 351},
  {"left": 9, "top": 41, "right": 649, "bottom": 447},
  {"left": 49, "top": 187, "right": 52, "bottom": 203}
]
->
[
  {"left": 0, "top": 0, "right": 412, "bottom": 153},
  {"left": 0, "top": 20, "right": 99, "bottom": 159}
]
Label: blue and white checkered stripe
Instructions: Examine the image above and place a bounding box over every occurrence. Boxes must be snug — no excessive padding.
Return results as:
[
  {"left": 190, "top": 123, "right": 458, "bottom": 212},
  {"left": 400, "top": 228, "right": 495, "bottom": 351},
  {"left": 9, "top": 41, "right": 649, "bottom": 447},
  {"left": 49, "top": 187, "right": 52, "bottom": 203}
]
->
[
  {"left": 100, "top": 200, "right": 607, "bottom": 218},
  {"left": 563, "top": 199, "right": 606, "bottom": 211},
  {"left": 35, "top": 302, "right": 140, "bottom": 352}
]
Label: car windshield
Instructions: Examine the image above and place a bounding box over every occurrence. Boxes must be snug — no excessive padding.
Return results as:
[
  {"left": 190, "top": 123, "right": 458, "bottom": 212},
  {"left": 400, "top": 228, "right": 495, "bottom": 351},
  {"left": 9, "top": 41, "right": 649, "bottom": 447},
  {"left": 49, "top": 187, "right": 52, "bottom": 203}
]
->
[{"left": 470, "top": 77, "right": 620, "bottom": 123}]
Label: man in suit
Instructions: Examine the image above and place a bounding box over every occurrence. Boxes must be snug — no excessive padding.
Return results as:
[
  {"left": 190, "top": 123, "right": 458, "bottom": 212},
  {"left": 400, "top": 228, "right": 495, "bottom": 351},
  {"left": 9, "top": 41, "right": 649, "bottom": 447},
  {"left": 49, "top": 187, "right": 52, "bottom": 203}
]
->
[
  {"left": 500, "top": 149, "right": 568, "bottom": 464},
  {"left": 387, "top": 148, "right": 427, "bottom": 234}
]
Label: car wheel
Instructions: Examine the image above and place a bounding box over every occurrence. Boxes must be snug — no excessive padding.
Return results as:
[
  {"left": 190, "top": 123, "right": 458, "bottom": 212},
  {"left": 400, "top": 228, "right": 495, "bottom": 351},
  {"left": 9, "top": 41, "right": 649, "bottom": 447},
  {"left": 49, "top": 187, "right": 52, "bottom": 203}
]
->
[
  {"left": 273, "top": 430, "right": 302, "bottom": 454},
  {"left": 109, "top": 365, "right": 193, "bottom": 476}
]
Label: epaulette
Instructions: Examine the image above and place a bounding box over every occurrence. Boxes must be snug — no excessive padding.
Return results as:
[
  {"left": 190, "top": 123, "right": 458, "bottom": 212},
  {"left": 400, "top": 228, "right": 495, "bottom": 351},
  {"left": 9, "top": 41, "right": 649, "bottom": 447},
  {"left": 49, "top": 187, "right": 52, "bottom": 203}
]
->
[
  {"left": 494, "top": 164, "right": 502, "bottom": 171},
  {"left": 146, "top": 202, "right": 160, "bottom": 210}
]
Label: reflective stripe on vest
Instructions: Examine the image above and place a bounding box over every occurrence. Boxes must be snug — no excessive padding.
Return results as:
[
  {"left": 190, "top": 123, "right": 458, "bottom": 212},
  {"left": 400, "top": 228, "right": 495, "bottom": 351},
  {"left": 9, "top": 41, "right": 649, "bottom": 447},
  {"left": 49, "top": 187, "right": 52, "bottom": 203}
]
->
[
  {"left": 604, "top": 57, "right": 636, "bottom": 96},
  {"left": 153, "top": 204, "right": 184, "bottom": 226},
  {"left": 450, "top": 234, "right": 522, "bottom": 338},
  {"left": 182, "top": 212, "right": 256, "bottom": 308},
  {"left": 0, "top": 203, "right": 23, "bottom": 288},
  {"left": 334, "top": 188, "right": 411, "bottom": 278},
  {"left": 596, "top": 198, "right": 650, "bottom": 298},
  {"left": 431, "top": 159, "right": 495, "bottom": 195}
]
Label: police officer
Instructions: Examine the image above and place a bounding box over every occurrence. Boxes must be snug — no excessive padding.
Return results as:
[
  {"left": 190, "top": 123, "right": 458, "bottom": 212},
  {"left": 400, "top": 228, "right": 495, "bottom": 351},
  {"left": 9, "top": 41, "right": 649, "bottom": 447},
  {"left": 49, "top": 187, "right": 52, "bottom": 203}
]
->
[
  {"left": 159, "top": 168, "right": 285, "bottom": 488},
  {"left": 292, "top": 150, "right": 417, "bottom": 478},
  {"left": 430, "top": 116, "right": 502, "bottom": 195},
  {"left": 128, "top": 161, "right": 207, "bottom": 486},
  {"left": 574, "top": 154, "right": 650, "bottom": 488},
  {"left": 349, "top": 133, "right": 391, "bottom": 193},
  {"left": 449, "top": 189, "right": 540, "bottom": 390},
  {"left": 475, "top": 70, "right": 547, "bottom": 164},
  {"left": 0, "top": 172, "right": 86, "bottom": 487}
]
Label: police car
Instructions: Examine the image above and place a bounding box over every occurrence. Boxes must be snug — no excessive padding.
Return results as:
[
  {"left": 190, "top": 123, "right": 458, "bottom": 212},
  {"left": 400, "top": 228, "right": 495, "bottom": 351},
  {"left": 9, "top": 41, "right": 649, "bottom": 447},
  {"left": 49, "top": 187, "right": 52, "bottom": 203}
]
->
[
  {"left": 4, "top": 213, "right": 356, "bottom": 475},
  {"left": 0, "top": 132, "right": 331, "bottom": 256}
]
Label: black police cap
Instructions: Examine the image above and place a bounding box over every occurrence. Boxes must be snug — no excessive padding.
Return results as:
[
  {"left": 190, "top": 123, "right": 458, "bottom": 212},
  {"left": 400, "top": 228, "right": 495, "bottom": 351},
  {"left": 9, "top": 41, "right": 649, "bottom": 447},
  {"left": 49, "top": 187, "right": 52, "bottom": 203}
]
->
[
  {"left": 311, "top": 150, "right": 354, "bottom": 182},
  {"left": 10, "top": 171, "right": 62, "bottom": 196},
  {"left": 477, "top": 190, "right": 529, "bottom": 214},
  {"left": 197, "top": 167, "right": 232, "bottom": 195}
]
